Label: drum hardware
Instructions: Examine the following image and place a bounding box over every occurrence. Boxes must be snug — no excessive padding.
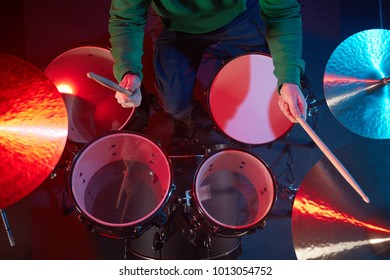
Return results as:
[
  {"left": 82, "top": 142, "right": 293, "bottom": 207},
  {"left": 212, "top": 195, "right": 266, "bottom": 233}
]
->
[
  {"left": 124, "top": 152, "right": 246, "bottom": 260},
  {"left": 273, "top": 145, "right": 298, "bottom": 206},
  {"left": 76, "top": 208, "right": 170, "bottom": 240},
  {"left": 277, "top": 184, "right": 299, "bottom": 205},
  {"left": 150, "top": 190, "right": 211, "bottom": 254},
  {"left": 61, "top": 188, "right": 74, "bottom": 216},
  {"left": 1, "top": 209, "right": 15, "bottom": 247}
]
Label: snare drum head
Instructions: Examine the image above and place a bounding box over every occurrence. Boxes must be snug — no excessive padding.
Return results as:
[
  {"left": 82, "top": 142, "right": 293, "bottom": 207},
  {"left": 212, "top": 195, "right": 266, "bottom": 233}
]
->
[
  {"left": 70, "top": 132, "right": 172, "bottom": 236},
  {"left": 44, "top": 46, "right": 134, "bottom": 143},
  {"left": 208, "top": 53, "right": 293, "bottom": 145},
  {"left": 194, "top": 149, "right": 276, "bottom": 235}
]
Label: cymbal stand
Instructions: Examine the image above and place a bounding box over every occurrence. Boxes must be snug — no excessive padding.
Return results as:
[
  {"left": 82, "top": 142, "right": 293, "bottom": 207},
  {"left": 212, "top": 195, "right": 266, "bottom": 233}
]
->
[
  {"left": 1, "top": 208, "right": 15, "bottom": 247},
  {"left": 149, "top": 190, "right": 213, "bottom": 259}
]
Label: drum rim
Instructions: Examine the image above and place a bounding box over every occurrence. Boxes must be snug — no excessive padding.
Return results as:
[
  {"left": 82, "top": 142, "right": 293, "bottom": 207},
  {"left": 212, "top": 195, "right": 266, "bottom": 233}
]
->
[
  {"left": 68, "top": 130, "right": 174, "bottom": 233},
  {"left": 207, "top": 52, "right": 294, "bottom": 146},
  {"left": 42, "top": 44, "right": 112, "bottom": 72},
  {"left": 191, "top": 147, "right": 277, "bottom": 236}
]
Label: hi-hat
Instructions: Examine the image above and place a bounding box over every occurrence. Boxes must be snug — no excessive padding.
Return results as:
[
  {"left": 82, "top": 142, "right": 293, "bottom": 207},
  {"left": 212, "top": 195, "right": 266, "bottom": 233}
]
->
[
  {"left": 0, "top": 53, "right": 68, "bottom": 209},
  {"left": 292, "top": 139, "right": 390, "bottom": 259},
  {"left": 323, "top": 29, "right": 390, "bottom": 139}
]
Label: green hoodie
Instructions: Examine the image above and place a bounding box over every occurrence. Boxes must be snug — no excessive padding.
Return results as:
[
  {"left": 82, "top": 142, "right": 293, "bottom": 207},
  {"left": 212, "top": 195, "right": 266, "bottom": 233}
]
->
[{"left": 109, "top": 0, "right": 305, "bottom": 90}]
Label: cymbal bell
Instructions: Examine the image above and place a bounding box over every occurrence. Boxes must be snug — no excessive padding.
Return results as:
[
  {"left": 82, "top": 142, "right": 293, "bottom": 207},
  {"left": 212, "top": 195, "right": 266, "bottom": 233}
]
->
[
  {"left": 0, "top": 53, "right": 68, "bottom": 209},
  {"left": 292, "top": 139, "right": 390, "bottom": 259},
  {"left": 323, "top": 29, "right": 390, "bottom": 139}
]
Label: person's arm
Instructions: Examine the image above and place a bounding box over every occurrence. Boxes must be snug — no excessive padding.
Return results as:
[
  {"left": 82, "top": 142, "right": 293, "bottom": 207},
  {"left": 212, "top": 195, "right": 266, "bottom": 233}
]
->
[
  {"left": 260, "top": 0, "right": 307, "bottom": 122},
  {"left": 260, "top": 0, "right": 304, "bottom": 89},
  {"left": 109, "top": 0, "right": 150, "bottom": 108},
  {"left": 109, "top": 0, "right": 151, "bottom": 82}
]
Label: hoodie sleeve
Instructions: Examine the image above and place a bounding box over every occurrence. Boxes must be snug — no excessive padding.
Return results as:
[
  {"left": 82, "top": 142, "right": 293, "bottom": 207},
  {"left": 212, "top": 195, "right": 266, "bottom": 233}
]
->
[
  {"left": 260, "top": 0, "right": 305, "bottom": 90},
  {"left": 109, "top": 0, "right": 151, "bottom": 82}
]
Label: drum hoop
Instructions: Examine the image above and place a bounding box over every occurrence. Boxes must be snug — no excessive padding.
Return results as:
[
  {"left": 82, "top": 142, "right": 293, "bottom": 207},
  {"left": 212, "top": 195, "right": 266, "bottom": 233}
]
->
[
  {"left": 68, "top": 130, "right": 173, "bottom": 229},
  {"left": 42, "top": 44, "right": 112, "bottom": 71},
  {"left": 43, "top": 45, "right": 135, "bottom": 144},
  {"left": 207, "top": 52, "right": 294, "bottom": 146},
  {"left": 192, "top": 148, "right": 277, "bottom": 234}
]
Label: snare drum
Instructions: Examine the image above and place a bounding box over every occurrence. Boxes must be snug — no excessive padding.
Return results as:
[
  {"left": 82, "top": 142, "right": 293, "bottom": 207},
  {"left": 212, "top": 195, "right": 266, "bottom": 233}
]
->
[
  {"left": 192, "top": 149, "right": 276, "bottom": 237},
  {"left": 69, "top": 131, "right": 173, "bottom": 238},
  {"left": 208, "top": 53, "right": 293, "bottom": 146},
  {"left": 44, "top": 46, "right": 135, "bottom": 144}
]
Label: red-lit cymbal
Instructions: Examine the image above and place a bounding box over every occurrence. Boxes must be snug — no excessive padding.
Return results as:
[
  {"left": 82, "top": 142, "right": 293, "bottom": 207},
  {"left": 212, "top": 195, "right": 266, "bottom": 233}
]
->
[
  {"left": 292, "top": 139, "right": 390, "bottom": 259},
  {"left": 0, "top": 53, "right": 68, "bottom": 209}
]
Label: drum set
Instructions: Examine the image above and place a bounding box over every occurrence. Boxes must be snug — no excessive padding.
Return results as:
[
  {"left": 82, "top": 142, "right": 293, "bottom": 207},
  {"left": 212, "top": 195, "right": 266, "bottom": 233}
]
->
[
  {"left": 1, "top": 28, "right": 389, "bottom": 260},
  {"left": 60, "top": 50, "right": 284, "bottom": 259}
]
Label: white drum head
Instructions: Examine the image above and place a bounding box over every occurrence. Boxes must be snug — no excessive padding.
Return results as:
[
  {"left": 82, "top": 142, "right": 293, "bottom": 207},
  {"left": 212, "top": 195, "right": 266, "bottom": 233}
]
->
[{"left": 209, "top": 53, "right": 293, "bottom": 145}]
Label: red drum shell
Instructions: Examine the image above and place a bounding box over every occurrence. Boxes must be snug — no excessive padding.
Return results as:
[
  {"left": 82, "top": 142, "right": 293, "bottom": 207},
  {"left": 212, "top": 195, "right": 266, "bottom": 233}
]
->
[{"left": 44, "top": 45, "right": 134, "bottom": 143}]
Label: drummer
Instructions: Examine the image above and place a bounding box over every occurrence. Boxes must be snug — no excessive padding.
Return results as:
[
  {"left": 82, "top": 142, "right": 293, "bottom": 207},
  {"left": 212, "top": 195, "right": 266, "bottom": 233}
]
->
[{"left": 109, "top": 0, "right": 308, "bottom": 145}]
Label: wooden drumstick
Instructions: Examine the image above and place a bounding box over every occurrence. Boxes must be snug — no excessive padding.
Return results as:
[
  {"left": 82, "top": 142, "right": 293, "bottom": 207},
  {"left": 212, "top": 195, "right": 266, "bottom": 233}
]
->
[
  {"left": 87, "top": 72, "right": 133, "bottom": 96},
  {"left": 87, "top": 72, "right": 141, "bottom": 107},
  {"left": 296, "top": 116, "right": 370, "bottom": 203}
]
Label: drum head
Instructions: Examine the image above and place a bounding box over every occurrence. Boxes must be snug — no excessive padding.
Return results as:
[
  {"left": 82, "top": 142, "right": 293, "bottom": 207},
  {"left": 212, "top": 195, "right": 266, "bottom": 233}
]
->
[
  {"left": 208, "top": 53, "right": 293, "bottom": 145},
  {"left": 194, "top": 149, "right": 276, "bottom": 236},
  {"left": 44, "top": 46, "right": 134, "bottom": 143},
  {"left": 70, "top": 132, "right": 172, "bottom": 235}
]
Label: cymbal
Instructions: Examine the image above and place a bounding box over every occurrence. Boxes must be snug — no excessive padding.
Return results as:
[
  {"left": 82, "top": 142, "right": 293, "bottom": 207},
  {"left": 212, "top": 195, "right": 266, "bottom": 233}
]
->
[
  {"left": 292, "top": 139, "right": 390, "bottom": 259},
  {"left": 0, "top": 53, "right": 68, "bottom": 209},
  {"left": 323, "top": 29, "right": 390, "bottom": 139}
]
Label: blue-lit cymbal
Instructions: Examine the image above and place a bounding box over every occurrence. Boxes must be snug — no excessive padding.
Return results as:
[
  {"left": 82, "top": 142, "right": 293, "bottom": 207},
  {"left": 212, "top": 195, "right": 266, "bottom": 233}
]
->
[
  {"left": 292, "top": 139, "right": 390, "bottom": 260},
  {"left": 323, "top": 29, "right": 390, "bottom": 139}
]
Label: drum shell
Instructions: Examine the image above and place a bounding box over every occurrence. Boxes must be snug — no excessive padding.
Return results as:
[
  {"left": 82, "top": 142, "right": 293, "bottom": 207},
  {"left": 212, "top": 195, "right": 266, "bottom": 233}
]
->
[
  {"left": 192, "top": 148, "right": 277, "bottom": 237},
  {"left": 43, "top": 45, "right": 135, "bottom": 144},
  {"left": 68, "top": 131, "right": 173, "bottom": 239}
]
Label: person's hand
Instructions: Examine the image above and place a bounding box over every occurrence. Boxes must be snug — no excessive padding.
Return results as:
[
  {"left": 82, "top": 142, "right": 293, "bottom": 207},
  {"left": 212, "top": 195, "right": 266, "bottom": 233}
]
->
[
  {"left": 115, "top": 73, "right": 142, "bottom": 108},
  {"left": 278, "top": 83, "right": 307, "bottom": 123}
]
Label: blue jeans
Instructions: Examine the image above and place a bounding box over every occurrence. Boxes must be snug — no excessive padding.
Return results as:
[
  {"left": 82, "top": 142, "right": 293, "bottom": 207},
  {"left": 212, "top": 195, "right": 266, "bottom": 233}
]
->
[{"left": 149, "top": 0, "right": 268, "bottom": 120}]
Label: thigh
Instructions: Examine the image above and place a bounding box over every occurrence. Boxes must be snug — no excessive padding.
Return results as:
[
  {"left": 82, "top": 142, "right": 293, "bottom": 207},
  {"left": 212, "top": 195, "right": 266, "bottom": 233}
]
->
[
  {"left": 195, "top": 1, "right": 269, "bottom": 96},
  {"left": 148, "top": 12, "right": 206, "bottom": 117}
]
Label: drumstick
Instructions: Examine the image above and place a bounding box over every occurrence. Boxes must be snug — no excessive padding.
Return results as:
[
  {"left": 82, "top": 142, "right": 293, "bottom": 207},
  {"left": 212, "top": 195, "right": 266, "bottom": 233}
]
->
[
  {"left": 87, "top": 72, "right": 134, "bottom": 96},
  {"left": 87, "top": 72, "right": 142, "bottom": 108},
  {"left": 296, "top": 116, "right": 370, "bottom": 204}
]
